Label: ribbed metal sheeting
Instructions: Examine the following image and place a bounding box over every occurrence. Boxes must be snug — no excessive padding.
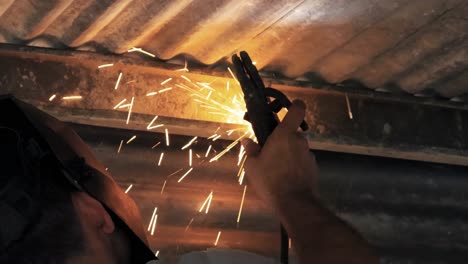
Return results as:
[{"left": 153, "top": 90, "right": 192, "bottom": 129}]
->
[{"left": 1, "top": 0, "right": 468, "bottom": 98}]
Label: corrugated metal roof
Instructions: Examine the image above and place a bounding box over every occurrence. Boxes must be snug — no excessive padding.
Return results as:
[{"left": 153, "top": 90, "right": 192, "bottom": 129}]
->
[{"left": 1, "top": 0, "right": 468, "bottom": 98}]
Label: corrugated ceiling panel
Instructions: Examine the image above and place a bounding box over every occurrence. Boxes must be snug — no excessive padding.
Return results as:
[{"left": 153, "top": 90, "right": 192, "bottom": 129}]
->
[{"left": 1, "top": 0, "right": 468, "bottom": 98}]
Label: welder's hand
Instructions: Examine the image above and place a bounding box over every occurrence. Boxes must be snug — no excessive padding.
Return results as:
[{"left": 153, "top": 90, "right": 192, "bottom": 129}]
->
[{"left": 242, "top": 100, "right": 318, "bottom": 207}]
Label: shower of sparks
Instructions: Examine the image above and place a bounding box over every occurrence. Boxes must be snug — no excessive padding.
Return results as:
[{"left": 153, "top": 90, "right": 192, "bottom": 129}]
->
[
  {"left": 205, "top": 191, "right": 213, "bottom": 214},
  {"left": 181, "top": 75, "right": 192, "bottom": 83},
  {"left": 205, "top": 145, "right": 212, "bottom": 157},
  {"left": 98, "top": 63, "right": 114, "bottom": 68},
  {"left": 165, "top": 129, "right": 170, "bottom": 146},
  {"left": 177, "top": 168, "right": 193, "bottom": 183},
  {"left": 161, "top": 78, "right": 172, "bottom": 85},
  {"left": 188, "top": 149, "right": 193, "bottom": 167},
  {"left": 227, "top": 67, "right": 240, "bottom": 85},
  {"left": 147, "top": 207, "right": 158, "bottom": 231},
  {"left": 238, "top": 169, "right": 245, "bottom": 185},
  {"left": 345, "top": 93, "right": 353, "bottom": 120},
  {"left": 158, "top": 152, "right": 165, "bottom": 166},
  {"left": 206, "top": 91, "right": 213, "bottom": 100},
  {"left": 150, "top": 215, "right": 158, "bottom": 236},
  {"left": 160, "top": 180, "right": 167, "bottom": 194},
  {"left": 237, "top": 155, "right": 247, "bottom": 178},
  {"left": 238, "top": 145, "right": 245, "bottom": 165},
  {"left": 210, "top": 133, "right": 246, "bottom": 162},
  {"left": 113, "top": 98, "right": 127, "bottom": 109},
  {"left": 199, "top": 191, "right": 213, "bottom": 213},
  {"left": 155, "top": 250, "right": 160, "bottom": 257},
  {"left": 147, "top": 116, "right": 161, "bottom": 130},
  {"left": 114, "top": 72, "right": 123, "bottom": 90},
  {"left": 214, "top": 231, "right": 222, "bottom": 246},
  {"left": 127, "top": 47, "right": 156, "bottom": 58},
  {"left": 166, "top": 168, "right": 184, "bottom": 179},
  {"left": 237, "top": 185, "right": 247, "bottom": 224},
  {"left": 126, "top": 135, "right": 136, "bottom": 144},
  {"left": 48, "top": 94, "right": 56, "bottom": 101},
  {"left": 212, "top": 135, "right": 221, "bottom": 141},
  {"left": 117, "top": 140, "right": 124, "bottom": 153},
  {"left": 208, "top": 134, "right": 218, "bottom": 140},
  {"left": 124, "top": 184, "right": 133, "bottom": 194},
  {"left": 152, "top": 142, "right": 161, "bottom": 149},
  {"left": 146, "top": 91, "right": 158, "bottom": 96},
  {"left": 126, "top": 97, "right": 134, "bottom": 125},
  {"left": 158, "top": 87, "right": 173, "bottom": 94},
  {"left": 185, "top": 218, "right": 194, "bottom": 231},
  {"left": 62, "top": 95, "right": 82, "bottom": 100},
  {"left": 196, "top": 82, "right": 215, "bottom": 91},
  {"left": 181, "top": 136, "right": 198, "bottom": 150},
  {"left": 175, "top": 59, "right": 189, "bottom": 72}
]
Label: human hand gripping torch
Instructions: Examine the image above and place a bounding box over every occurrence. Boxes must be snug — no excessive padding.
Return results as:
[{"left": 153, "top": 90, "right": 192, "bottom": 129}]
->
[{"left": 232, "top": 51, "right": 308, "bottom": 264}]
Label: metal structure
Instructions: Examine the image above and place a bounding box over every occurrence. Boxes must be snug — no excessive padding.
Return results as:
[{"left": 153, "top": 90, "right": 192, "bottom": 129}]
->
[
  {"left": 1, "top": 0, "right": 468, "bottom": 98},
  {"left": 1, "top": 1, "right": 468, "bottom": 263}
]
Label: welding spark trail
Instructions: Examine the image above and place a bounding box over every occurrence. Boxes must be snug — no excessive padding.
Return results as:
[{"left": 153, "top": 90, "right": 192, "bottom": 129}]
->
[
  {"left": 150, "top": 214, "right": 158, "bottom": 236},
  {"left": 345, "top": 93, "right": 353, "bottom": 120},
  {"left": 126, "top": 135, "right": 136, "bottom": 144},
  {"left": 147, "top": 207, "right": 158, "bottom": 231},
  {"left": 181, "top": 75, "right": 192, "bottom": 83},
  {"left": 181, "top": 137, "right": 198, "bottom": 150},
  {"left": 147, "top": 116, "right": 163, "bottom": 130},
  {"left": 146, "top": 92, "right": 158, "bottom": 96},
  {"left": 124, "top": 184, "right": 133, "bottom": 194},
  {"left": 175, "top": 60, "right": 188, "bottom": 72},
  {"left": 126, "top": 96, "right": 134, "bottom": 125},
  {"left": 214, "top": 231, "right": 221, "bottom": 246},
  {"left": 158, "top": 152, "right": 164, "bottom": 166},
  {"left": 205, "top": 191, "right": 213, "bottom": 214},
  {"left": 189, "top": 149, "right": 193, "bottom": 167},
  {"left": 113, "top": 99, "right": 127, "bottom": 109},
  {"left": 205, "top": 145, "right": 212, "bottom": 157},
  {"left": 238, "top": 169, "right": 245, "bottom": 185},
  {"left": 212, "top": 135, "right": 221, "bottom": 141},
  {"left": 210, "top": 134, "right": 246, "bottom": 162},
  {"left": 62, "top": 95, "right": 82, "bottom": 100},
  {"left": 165, "top": 129, "right": 170, "bottom": 146},
  {"left": 185, "top": 218, "right": 194, "bottom": 231},
  {"left": 198, "top": 191, "right": 213, "bottom": 213},
  {"left": 161, "top": 78, "right": 172, "bottom": 85},
  {"left": 98, "top": 63, "right": 114, "bottom": 68},
  {"left": 237, "top": 185, "right": 247, "bottom": 224},
  {"left": 177, "top": 168, "right": 193, "bottom": 183},
  {"left": 117, "top": 140, "right": 123, "bottom": 154},
  {"left": 114, "top": 72, "right": 123, "bottom": 90},
  {"left": 49, "top": 94, "right": 56, "bottom": 101},
  {"left": 127, "top": 47, "right": 156, "bottom": 58},
  {"left": 227, "top": 67, "right": 240, "bottom": 85},
  {"left": 160, "top": 180, "right": 167, "bottom": 195},
  {"left": 158, "top": 87, "right": 173, "bottom": 94},
  {"left": 155, "top": 250, "right": 160, "bottom": 257},
  {"left": 152, "top": 142, "right": 161, "bottom": 149}
]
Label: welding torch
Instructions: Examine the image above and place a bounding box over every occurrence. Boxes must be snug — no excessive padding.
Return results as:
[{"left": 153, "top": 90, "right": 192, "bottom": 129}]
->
[{"left": 232, "top": 51, "right": 308, "bottom": 264}]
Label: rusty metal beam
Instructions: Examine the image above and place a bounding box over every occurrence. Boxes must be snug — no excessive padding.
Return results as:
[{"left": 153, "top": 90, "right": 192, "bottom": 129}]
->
[{"left": 0, "top": 44, "right": 467, "bottom": 166}]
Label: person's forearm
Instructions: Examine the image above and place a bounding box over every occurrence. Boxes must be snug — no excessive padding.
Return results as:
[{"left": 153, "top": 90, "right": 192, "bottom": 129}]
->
[{"left": 274, "top": 191, "right": 379, "bottom": 264}]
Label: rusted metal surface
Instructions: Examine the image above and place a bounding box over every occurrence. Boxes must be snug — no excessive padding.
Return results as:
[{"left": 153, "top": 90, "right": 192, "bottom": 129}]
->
[
  {"left": 1, "top": 45, "right": 468, "bottom": 166},
  {"left": 74, "top": 123, "right": 468, "bottom": 264},
  {"left": 1, "top": 0, "right": 468, "bottom": 98}
]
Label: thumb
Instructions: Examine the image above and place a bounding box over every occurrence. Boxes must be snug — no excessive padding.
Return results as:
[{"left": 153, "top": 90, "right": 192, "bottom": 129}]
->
[{"left": 241, "top": 138, "right": 261, "bottom": 157}]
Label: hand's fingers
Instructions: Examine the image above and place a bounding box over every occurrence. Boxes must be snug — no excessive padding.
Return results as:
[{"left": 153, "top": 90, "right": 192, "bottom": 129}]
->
[
  {"left": 241, "top": 138, "right": 261, "bottom": 157},
  {"left": 279, "top": 100, "right": 306, "bottom": 133}
]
